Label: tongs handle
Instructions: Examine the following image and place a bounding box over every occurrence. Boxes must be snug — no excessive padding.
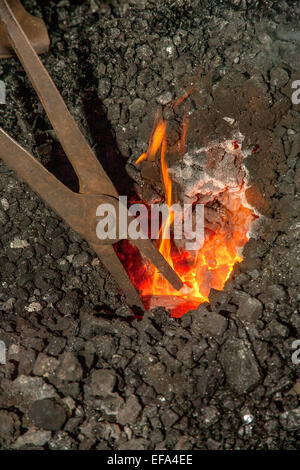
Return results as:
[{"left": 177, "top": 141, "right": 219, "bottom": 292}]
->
[
  {"left": 0, "top": 0, "right": 117, "bottom": 197},
  {"left": 0, "top": 1, "right": 184, "bottom": 307}
]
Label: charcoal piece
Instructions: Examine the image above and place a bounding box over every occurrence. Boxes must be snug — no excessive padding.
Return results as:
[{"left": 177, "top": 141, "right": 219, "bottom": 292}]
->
[
  {"left": 28, "top": 399, "right": 67, "bottom": 431},
  {"left": 220, "top": 338, "right": 261, "bottom": 394},
  {"left": 191, "top": 305, "right": 228, "bottom": 340},
  {"left": 56, "top": 352, "right": 83, "bottom": 382},
  {"left": 117, "top": 396, "right": 142, "bottom": 425},
  {"left": 237, "top": 293, "right": 263, "bottom": 322},
  {"left": 90, "top": 369, "right": 117, "bottom": 397},
  {"left": 279, "top": 408, "right": 300, "bottom": 431}
]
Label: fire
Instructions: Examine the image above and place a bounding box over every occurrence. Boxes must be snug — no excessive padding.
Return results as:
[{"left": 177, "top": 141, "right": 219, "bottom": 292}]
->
[
  {"left": 135, "top": 114, "right": 167, "bottom": 164},
  {"left": 119, "top": 98, "right": 258, "bottom": 317}
]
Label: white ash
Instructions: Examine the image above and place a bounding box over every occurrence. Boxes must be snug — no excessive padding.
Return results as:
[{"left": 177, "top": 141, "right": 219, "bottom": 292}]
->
[
  {"left": 25, "top": 302, "right": 43, "bottom": 313},
  {"left": 10, "top": 238, "right": 30, "bottom": 249},
  {"left": 223, "top": 116, "right": 235, "bottom": 125},
  {"left": 167, "top": 134, "right": 260, "bottom": 250},
  {"left": 243, "top": 413, "right": 254, "bottom": 424},
  {"left": 169, "top": 135, "right": 248, "bottom": 205},
  {"left": 0, "top": 197, "right": 9, "bottom": 210}
]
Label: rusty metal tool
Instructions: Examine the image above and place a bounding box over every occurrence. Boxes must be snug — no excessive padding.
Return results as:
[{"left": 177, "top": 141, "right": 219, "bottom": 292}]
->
[
  {"left": 0, "top": 0, "right": 49, "bottom": 58},
  {"left": 0, "top": 0, "right": 183, "bottom": 310}
]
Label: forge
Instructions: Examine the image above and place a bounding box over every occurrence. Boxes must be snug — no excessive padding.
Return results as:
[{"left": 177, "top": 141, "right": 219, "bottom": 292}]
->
[
  {"left": 118, "top": 81, "right": 262, "bottom": 317},
  {"left": 0, "top": 0, "right": 299, "bottom": 453}
]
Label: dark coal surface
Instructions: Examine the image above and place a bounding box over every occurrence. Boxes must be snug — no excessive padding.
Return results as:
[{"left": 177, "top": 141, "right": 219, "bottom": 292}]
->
[{"left": 0, "top": 0, "right": 300, "bottom": 450}]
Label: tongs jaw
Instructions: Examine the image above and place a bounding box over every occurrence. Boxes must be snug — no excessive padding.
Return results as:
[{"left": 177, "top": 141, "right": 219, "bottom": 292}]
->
[{"left": 0, "top": 0, "right": 183, "bottom": 310}]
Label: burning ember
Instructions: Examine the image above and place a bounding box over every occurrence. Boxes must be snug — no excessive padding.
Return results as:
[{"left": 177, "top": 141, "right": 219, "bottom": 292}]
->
[{"left": 117, "top": 97, "right": 259, "bottom": 317}]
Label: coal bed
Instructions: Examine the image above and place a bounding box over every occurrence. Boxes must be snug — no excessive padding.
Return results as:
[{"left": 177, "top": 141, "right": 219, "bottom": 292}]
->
[{"left": 0, "top": 0, "right": 300, "bottom": 451}]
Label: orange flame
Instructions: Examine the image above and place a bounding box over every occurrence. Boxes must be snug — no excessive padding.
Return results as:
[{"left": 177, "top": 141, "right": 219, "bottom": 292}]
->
[
  {"left": 125, "top": 99, "right": 257, "bottom": 317},
  {"left": 136, "top": 114, "right": 167, "bottom": 164}
]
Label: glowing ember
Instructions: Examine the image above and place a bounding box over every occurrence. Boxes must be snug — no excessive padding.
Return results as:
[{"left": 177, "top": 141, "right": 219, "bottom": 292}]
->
[{"left": 118, "top": 99, "right": 258, "bottom": 317}]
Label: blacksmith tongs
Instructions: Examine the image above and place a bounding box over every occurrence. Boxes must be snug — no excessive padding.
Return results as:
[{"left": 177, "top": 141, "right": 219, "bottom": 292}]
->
[{"left": 0, "top": 0, "right": 183, "bottom": 310}]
